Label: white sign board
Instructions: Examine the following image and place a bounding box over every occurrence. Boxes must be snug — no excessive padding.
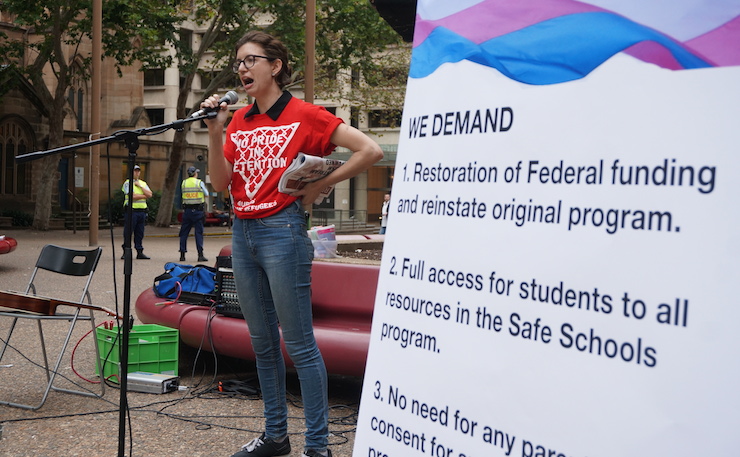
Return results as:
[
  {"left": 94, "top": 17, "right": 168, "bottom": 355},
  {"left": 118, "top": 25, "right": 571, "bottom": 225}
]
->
[
  {"left": 354, "top": 1, "right": 740, "bottom": 456},
  {"left": 75, "top": 166, "right": 84, "bottom": 188}
]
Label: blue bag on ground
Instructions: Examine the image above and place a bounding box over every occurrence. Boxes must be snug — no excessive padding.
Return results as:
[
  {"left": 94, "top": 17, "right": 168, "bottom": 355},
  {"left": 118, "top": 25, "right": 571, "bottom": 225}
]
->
[{"left": 153, "top": 262, "right": 217, "bottom": 304}]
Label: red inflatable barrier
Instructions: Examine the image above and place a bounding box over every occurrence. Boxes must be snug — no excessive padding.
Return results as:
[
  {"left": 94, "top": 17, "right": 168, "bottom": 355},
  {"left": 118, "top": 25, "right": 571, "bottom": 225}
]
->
[
  {"left": 136, "top": 245, "right": 379, "bottom": 377},
  {"left": 0, "top": 236, "right": 17, "bottom": 255}
]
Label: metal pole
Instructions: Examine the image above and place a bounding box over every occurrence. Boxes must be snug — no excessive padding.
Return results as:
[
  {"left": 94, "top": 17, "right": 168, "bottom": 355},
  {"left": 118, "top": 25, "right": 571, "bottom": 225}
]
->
[
  {"left": 305, "top": 0, "right": 316, "bottom": 221},
  {"left": 89, "top": 0, "right": 101, "bottom": 245},
  {"left": 305, "top": 0, "right": 315, "bottom": 104}
]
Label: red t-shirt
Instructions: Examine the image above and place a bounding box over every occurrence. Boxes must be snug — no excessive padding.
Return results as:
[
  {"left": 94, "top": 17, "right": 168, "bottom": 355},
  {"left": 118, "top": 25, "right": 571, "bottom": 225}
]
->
[{"left": 224, "top": 92, "right": 343, "bottom": 218}]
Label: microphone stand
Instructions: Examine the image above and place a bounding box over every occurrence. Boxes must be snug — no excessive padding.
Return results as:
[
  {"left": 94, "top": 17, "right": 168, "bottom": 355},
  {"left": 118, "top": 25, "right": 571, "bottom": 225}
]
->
[{"left": 16, "top": 112, "right": 215, "bottom": 457}]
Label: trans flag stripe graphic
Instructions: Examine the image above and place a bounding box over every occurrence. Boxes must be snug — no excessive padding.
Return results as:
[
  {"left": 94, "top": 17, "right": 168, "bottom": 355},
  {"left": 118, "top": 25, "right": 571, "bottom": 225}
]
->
[{"left": 411, "top": 0, "right": 740, "bottom": 84}]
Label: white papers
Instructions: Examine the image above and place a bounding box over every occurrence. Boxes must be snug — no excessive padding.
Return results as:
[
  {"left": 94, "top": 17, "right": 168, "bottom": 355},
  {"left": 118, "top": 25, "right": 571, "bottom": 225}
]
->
[{"left": 278, "top": 153, "right": 344, "bottom": 204}]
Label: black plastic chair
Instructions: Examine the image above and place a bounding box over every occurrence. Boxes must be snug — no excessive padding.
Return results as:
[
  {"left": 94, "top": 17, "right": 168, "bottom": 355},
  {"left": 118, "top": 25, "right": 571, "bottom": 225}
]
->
[{"left": 0, "top": 244, "right": 106, "bottom": 410}]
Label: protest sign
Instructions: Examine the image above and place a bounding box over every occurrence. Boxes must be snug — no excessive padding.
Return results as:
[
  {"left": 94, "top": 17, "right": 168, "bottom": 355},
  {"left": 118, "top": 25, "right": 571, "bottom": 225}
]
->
[{"left": 355, "top": 1, "right": 740, "bottom": 456}]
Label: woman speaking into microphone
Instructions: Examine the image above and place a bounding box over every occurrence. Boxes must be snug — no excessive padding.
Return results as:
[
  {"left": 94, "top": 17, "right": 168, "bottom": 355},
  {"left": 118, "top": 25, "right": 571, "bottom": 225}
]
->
[{"left": 201, "top": 31, "right": 383, "bottom": 457}]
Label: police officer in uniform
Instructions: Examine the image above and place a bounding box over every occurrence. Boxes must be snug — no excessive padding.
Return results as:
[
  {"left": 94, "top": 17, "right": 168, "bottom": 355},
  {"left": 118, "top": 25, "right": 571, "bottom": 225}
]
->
[
  {"left": 121, "top": 164, "right": 152, "bottom": 259},
  {"left": 179, "top": 166, "right": 209, "bottom": 262}
]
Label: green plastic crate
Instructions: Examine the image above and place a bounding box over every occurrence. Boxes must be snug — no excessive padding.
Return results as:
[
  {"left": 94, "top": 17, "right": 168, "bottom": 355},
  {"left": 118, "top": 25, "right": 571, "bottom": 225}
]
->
[{"left": 96, "top": 324, "right": 179, "bottom": 383}]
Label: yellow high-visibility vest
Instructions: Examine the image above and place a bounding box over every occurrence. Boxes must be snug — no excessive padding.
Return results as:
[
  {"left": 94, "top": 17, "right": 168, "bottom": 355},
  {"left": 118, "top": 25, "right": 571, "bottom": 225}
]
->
[
  {"left": 181, "top": 177, "right": 205, "bottom": 205},
  {"left": 122, "top": 180, "right": 148, "bottom": 209}
]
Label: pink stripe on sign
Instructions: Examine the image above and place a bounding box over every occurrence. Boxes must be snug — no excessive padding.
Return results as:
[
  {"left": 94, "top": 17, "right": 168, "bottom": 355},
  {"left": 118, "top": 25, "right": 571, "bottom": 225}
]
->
[
  {"left": 414, "top": 0, "right": 605, "bottom": 46},
  {"left": 686, "top": 15, "right": 740, "bottom": 66}
]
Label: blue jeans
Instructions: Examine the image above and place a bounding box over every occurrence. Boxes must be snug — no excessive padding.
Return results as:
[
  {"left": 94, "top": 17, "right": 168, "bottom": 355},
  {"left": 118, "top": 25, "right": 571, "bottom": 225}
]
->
[
  {"left": 231, "top": 201, "right": 328, "bottom": 450},
  {"left": 179, "top": 208, "right": 205, "bottom": 253}
]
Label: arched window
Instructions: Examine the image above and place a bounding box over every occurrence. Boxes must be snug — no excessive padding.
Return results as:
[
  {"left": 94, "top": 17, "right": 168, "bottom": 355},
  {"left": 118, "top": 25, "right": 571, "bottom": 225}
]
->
[
  {"left": 68, "top": 87, "right": 84, "bottom": 131},
  {"left": 68, "top": 59, "right": 86, "bottom": 131},
  {"left": 0, "top": 118, "right": 31, "bottom": 196}
]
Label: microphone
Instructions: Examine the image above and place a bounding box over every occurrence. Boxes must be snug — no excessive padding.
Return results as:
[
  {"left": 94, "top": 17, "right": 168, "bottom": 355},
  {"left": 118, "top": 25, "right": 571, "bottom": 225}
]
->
[{"left": 190, "top": 90, "right": 239, "bottom": 118}]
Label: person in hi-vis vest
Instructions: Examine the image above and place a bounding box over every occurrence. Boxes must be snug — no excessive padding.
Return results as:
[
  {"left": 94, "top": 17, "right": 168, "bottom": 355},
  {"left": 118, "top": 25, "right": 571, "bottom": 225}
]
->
[
  {"left": 179, "top": 166, "right": 209, "bottom": 262},
  {"left": 121, "top": 164, "right": 153, "bottom": 259}
]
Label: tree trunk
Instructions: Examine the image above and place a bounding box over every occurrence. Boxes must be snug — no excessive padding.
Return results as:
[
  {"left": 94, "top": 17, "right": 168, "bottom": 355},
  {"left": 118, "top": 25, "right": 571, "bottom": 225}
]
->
[
  {"left": 32, "top": 156, "right": 59, "bottom": 230},
  {"left": 32, "top": 111, "right": 65, "bottom": 230},
  {"left": 154, "top": 128, "right": 189, "bottom": 227}
]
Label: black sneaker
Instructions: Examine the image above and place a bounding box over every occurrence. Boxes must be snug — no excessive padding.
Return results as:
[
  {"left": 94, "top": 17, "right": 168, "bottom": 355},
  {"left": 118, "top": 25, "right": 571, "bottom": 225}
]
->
[
  {"left": 231, "top": 433, "right": 290, "bottom": 457},
  {"left": 302, "top": 449, "right": 331, "bottom": 457},
  {"left": 136, "top": 252, "right": 151, "bottom": 260},
  {"left": 180, "top": 252, "right": 186, "bottom": 262},
  {"left": 198, "top": 255, "right": 208, "bottom": 262}
]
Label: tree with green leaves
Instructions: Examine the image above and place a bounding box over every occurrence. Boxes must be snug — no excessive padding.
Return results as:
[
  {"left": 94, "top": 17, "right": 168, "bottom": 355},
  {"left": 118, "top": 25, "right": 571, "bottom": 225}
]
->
[{"left": 0, "top": 0, "right": 183, "bottom": 230}]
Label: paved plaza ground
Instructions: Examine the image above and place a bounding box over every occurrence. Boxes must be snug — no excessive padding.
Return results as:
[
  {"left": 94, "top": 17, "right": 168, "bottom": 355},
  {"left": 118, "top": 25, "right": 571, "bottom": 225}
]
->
[{"left": 0, "top": 224, "right": 369, "bottom": 457}]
